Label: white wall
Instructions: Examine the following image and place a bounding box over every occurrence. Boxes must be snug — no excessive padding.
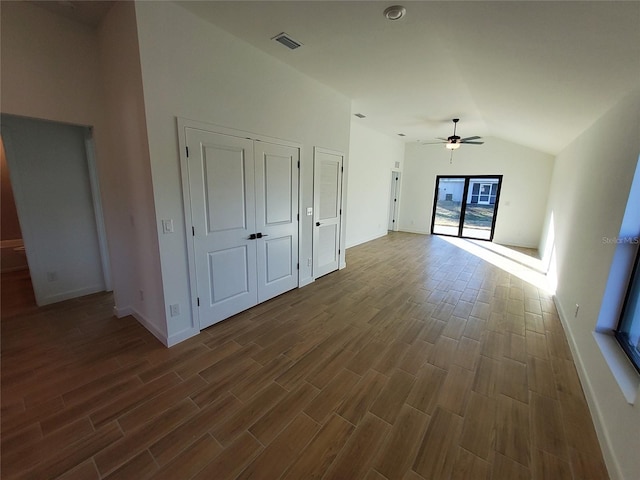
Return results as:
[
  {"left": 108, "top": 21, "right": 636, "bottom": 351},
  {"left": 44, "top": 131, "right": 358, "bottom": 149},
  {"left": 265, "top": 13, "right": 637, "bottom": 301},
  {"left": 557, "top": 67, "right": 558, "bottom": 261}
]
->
[
  {"left": 133, "top": 2, "right": 351, "bottom": 344},
  {"left": 97, "top": 2, "right": 167, "bottom": 341},
  {"left": 346, "top": 121, "right": 405, "bottom": 248},
  {"left": 399, "top": 137, "right": 554, "bottom": 248},
  {"left": 0, "top": 3, "right": 113, "bottom": 301},
  {"left": 539, "top": 89, "right": 640, "bottom": 480},
  {"left": 1, "top": 2, "right": 167, "bottom": 342},
  {"left": 0, "top": 2, "right": 102, "bottom": 128}
]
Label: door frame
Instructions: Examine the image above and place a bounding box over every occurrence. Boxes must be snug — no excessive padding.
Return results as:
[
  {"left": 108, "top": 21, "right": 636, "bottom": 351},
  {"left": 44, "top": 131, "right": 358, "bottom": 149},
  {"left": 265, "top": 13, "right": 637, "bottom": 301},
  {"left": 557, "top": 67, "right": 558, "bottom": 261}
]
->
[
  {"left": 430, "top": 174, "right": 503, "bottom": 241},
  {"left": 177, "top": 117, "right": 302, "bottom": 331},
  {"left": 388, "top": 171, "right": 401, "bottom": 231},
  {"left": 1, "top": 115, "right": 111, "bottom": 305}
]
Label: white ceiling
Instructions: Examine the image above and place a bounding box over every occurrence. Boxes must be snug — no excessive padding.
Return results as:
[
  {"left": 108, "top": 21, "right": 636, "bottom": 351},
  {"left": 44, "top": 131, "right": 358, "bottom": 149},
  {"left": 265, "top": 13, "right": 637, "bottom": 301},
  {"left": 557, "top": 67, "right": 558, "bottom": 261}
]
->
[{"left": 179, "top": 1, "right": 640, "bottom": 155}]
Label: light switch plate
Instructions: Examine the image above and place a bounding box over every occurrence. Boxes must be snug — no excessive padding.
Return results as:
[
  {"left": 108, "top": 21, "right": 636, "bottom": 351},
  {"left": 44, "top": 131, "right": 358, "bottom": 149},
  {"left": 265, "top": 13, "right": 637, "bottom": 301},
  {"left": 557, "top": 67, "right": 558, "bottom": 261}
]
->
[{"left": 162, "top": 219, "right": 174, "bottom": 233}]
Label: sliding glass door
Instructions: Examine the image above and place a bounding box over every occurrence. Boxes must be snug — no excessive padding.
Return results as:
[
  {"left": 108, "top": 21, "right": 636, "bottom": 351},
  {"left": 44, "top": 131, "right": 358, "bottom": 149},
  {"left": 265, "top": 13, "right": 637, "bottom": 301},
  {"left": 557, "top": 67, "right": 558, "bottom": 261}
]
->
[{"left": 431, "top": 175, "right": 502, "bottom": 241}]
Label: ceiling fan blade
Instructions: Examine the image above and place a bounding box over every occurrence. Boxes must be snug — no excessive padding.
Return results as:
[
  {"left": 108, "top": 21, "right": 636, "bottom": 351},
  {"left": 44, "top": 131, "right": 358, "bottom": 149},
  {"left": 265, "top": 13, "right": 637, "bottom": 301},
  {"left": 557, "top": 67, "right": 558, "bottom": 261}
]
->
[
  {"left": 460, "top": 136, "right": 482, "bottom": 142},
  {"left": 460, "top": 141, "right": 484, "bottom": 145},
  {"left": 436, "top": 137, "right": 449, "bottom": 141},
  {"left": 421, "top": 141, "right": 446, "bottom": 145}
]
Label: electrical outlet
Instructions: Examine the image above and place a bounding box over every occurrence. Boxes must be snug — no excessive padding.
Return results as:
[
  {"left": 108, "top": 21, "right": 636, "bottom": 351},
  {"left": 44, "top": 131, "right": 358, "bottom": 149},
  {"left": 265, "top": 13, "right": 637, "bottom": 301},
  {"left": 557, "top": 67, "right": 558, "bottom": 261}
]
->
[
  {"left": 307, "top": 258, "right": 312, "bottom": 267},
  {"left": 140, "top": 290, "right": 144, "bottom": 301},
  {"left": 575, "top": 304, "right": 579, "bottom": 317},
  {"left": 46, "top": 271, "right": 58, "bottom": 282},
  {"left": 170, "top": 304, "right": 180, "bottom": 317}
]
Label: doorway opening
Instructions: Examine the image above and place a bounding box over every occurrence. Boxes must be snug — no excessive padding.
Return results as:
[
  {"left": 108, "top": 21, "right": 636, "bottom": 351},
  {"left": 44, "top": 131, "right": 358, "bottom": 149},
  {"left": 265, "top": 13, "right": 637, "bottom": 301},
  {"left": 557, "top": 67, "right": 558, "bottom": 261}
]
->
[
  {"left": 1, "top": 135, "right": 37, "bottom": 318},
  {"left": 431, "top": 175, "right": 502, "bottom": 241}
]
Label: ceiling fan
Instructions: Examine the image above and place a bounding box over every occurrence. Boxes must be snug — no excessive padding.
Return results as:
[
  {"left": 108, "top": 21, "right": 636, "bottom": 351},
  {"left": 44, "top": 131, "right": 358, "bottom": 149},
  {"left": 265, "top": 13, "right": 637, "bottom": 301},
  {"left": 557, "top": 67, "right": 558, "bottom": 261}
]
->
[{"left": 423, "top": 118, "right": 484, "bottom": 150}]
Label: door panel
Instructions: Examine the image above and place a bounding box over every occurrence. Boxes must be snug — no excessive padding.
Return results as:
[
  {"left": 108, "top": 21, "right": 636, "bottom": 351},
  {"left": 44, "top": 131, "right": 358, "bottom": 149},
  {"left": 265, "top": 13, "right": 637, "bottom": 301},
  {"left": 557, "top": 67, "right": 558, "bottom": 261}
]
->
[
  {"left": 186, "top": 128, "right": 257, "bottom": 329},
  {"left": 263, "top": 151, "right": 294, "bottom": 225},
  {"left": 208, "top": 246, "right": 250, "bottom": 303},
  {"left": 265, "top": 236, "right": 293, "bottom": 283},
  {"left": 313, "top": 149, "right": 343, "bottom": 278},
  {"left": 204, "top": 145, "right": 249, "bottom": 232},
  {"left": 255, "top": 142, "right": 299, "bottom": 302},
  {"left": 318, "top": 223, "right": 338, "bottom": 267}
]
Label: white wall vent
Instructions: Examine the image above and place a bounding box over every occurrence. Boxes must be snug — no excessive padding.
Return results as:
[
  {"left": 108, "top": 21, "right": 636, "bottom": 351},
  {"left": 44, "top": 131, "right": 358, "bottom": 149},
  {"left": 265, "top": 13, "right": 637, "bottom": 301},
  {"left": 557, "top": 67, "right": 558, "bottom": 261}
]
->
[{"left": 272, "top": 33, "right": 303, "bottom": 50}]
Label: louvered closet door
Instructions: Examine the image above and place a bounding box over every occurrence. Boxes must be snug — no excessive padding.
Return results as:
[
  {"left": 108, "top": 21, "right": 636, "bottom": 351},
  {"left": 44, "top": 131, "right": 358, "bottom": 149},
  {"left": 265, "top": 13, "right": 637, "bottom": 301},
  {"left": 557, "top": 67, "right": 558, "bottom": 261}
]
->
[
  {"left": 313, "top": 148, "right": 343, "bottom": 278},
  {"left": 186, "top": 128, "right": 258, "bottom": 329}
]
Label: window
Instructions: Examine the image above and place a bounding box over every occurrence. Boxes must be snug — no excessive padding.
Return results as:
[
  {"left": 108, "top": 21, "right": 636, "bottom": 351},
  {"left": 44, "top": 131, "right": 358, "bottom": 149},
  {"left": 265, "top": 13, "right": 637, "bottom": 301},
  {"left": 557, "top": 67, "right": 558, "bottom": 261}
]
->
[{"left": 615, "top": 246, "right": 640, "bottom": 373}]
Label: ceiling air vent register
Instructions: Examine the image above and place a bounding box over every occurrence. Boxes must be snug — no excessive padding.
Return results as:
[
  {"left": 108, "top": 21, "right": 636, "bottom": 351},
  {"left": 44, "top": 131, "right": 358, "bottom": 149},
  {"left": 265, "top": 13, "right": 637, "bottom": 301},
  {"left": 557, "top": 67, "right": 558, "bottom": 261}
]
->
[{"left": 272, "top": 32, "right": 303, "bottom": 50}]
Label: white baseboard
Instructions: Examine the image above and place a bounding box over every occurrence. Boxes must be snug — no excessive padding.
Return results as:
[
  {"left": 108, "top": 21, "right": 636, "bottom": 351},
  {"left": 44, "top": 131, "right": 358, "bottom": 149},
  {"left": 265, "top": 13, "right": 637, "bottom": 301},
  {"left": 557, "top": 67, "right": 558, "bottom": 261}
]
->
[
  {"left": 345, "top": 231, "right": 387, "bottom": 249},
  {"left": 167, "top": 327, "right": 199, "bottom": 347},
  {"left": 40, "top": 284, "right": 105, "bottom": 306},
  {"left": 553, "top": 296, "right": 620, "bottom": 480},
  {"left": 299, "top": 276, "right": 314, "bottom": 288},
  {"left": 397, "top": 228, "right": 430, "bottom": 235},
  {"left": 113, "top": 304, "right": 168, "bottom": 347}
]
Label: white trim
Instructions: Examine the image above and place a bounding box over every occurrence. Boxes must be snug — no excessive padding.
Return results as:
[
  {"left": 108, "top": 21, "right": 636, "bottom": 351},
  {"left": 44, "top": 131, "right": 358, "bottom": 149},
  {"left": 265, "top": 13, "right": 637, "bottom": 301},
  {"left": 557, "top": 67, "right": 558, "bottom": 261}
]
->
[
  {"left": 388, "top": 170, "right": 402, "bottom": 232},
  {"left": 592, "top": 332, "right": 639, "bottom": 404},
  {"left": 553, "top": 297, "right": 620, "bottom": 480},
  {"left": 113, "top": 305, "right": 168, "bottom": 347},
  {"left": 167, "top": 327, "right": 200, "bottom": 347},
  {"left": 40, "top": 284, "right": 105, "bottom": 306},
  {"left": 299, "top": 277, "right": 315, "bottom": 288},
  {"left": 84, "top": 130, "right": 112, "bottom": 291},
  {"left": 345, "top": 231, "right": 388, "bottom": 249}
]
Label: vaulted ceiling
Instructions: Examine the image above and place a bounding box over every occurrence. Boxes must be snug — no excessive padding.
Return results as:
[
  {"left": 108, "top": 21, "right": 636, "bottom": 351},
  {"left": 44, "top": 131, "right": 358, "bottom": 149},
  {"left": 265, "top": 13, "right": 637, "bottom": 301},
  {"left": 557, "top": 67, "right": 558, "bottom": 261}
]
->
[
  {"left": 28, "top": 1, "right": 640, "bottom": 155},
  {"left": 179, "top": 1, "right": 640, "bottom": 155}
]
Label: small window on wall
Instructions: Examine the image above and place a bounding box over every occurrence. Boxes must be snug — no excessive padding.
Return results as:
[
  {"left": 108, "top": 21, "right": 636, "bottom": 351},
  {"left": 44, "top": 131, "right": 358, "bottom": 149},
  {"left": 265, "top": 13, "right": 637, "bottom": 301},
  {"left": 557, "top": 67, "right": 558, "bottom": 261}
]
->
[{"left": 615, "top": 247, "right": 640, "bottom": 373}]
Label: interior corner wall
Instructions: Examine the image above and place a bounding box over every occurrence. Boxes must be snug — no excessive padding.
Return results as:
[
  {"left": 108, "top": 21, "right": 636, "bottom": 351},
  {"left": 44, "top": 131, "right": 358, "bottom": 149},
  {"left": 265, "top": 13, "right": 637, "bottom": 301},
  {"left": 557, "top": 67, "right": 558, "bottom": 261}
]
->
[
  {"left": 399, "top": 138, "right": 554, "bottom": 248},
  {"left": 97, "top": 2, "right": 166, "bottom": 342},
  {"left": 346, "top": 121, "right": 405, "bottom": 248},
  {"left": 539, "top": 89, "right": 640, "bottom": 480},
  {"left": 133, "top": 1, "right": 351, "bottom": 344},
  {"left": 0, "top": 3, "right": 116, "bottom": 293}
]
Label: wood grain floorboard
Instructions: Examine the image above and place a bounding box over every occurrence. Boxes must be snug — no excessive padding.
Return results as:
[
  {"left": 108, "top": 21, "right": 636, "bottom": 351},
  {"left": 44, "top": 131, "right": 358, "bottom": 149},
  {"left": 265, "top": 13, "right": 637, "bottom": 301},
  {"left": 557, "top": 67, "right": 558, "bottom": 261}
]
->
[{"left": 0, "top": 232, "right": 608, "bottom": 479}]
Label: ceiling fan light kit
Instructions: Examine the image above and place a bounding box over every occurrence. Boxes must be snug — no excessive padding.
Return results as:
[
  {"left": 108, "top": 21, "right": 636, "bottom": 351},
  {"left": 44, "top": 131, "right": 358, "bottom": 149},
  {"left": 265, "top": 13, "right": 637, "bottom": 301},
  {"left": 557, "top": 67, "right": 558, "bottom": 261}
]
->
[{"left": 422, "top": 118, "right": 484, "bottom": 151}]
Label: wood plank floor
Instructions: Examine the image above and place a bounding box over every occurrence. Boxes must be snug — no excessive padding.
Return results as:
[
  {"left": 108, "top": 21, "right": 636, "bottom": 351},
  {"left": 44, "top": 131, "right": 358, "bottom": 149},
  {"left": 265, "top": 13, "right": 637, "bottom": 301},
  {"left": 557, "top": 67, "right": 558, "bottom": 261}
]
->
[{"left": 1, "top": 232, "right": 609, "bottom": 479}]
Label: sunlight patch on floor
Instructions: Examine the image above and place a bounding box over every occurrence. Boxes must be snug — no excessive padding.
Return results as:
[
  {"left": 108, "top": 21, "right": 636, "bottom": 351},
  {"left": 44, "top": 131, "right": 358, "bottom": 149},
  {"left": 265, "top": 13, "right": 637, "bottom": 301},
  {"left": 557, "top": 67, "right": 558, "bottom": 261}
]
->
[{"left": 440, "top": 236, "right": 554, "bottom": 294}]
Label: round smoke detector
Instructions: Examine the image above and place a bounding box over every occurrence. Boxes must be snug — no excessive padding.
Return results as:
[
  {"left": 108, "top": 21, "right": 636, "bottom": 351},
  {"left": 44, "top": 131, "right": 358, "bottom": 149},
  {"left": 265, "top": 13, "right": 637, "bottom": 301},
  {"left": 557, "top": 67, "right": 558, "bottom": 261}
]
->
[{"left": 383, "top": 5, "right": 406, "bottom": 21}]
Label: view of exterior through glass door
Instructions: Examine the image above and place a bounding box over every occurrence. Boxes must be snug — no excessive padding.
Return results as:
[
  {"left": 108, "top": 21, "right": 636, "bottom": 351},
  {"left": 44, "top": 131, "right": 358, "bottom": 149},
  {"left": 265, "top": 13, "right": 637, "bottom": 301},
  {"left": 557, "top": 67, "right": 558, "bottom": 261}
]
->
[{"left": 431, "top": 175, "right": 502, "bottom": 241}]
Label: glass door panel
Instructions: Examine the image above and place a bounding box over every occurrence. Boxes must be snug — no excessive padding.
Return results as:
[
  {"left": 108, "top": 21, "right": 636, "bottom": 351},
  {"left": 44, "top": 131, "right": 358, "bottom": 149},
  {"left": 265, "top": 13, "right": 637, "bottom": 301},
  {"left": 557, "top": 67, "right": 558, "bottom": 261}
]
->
[
  {"left": 431, "top": 175, "right": 502, "bottom": 241},
  {"left": 461, "top": 178, "right": 500, "bottom": 240},
  {"left": 432, "top": 177, "right": 466, "bottom": 236}
]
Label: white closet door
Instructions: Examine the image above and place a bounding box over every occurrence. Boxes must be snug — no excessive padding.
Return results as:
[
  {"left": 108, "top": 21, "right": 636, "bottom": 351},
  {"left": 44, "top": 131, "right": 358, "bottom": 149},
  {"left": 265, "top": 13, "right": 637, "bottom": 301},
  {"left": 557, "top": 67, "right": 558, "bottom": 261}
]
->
[
  {"left": 186, "top": 128, "right": 257, "bottom": 329},
  {"left": 254, "top": 141, "right": 299, "bottom": 303},
  {"left": 313, "top": 148, "right": 343, "bottom": 278}
]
